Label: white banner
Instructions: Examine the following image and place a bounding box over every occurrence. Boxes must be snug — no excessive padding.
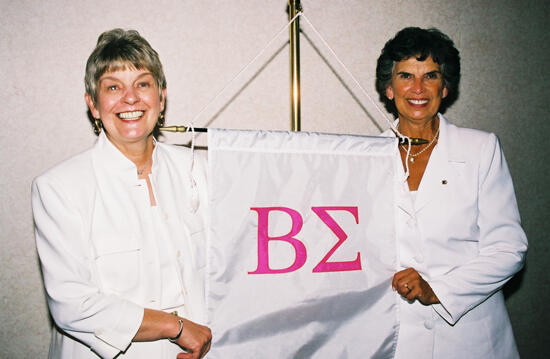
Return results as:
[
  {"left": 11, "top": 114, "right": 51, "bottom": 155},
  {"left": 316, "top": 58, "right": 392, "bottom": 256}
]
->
[{"left": 207, "top": 129, "right": 399, "bottom": 358}]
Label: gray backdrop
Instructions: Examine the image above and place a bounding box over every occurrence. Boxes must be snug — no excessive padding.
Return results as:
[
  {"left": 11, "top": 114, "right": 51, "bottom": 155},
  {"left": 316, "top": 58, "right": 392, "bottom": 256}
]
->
[{"left": 1, "top": 0, "right": 548, "bottom": 357}]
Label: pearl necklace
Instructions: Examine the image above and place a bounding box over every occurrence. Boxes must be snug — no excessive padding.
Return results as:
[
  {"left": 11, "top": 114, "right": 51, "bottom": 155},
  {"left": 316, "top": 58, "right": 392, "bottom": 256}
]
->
[{"left": 399, "top": 126, "right": 440, "bottom": 163}]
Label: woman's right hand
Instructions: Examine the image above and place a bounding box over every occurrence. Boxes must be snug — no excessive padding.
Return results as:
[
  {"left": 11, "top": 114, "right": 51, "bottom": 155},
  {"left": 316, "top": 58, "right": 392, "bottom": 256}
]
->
[
  {"left": 134, "top": 309, "right": 212, "bottom": 358},
  {"left": 173, "top": 318, "right": 212, "bottom": 359},
  {"left": 392, "top": 267, "right": 439, "bottom": 305}
]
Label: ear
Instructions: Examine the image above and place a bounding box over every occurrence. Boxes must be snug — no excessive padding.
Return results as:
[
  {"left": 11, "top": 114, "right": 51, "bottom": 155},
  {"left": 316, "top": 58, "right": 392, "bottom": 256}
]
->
[
  {"left": 160, "top": 88, "right": 167, "bottom": 112},
  {"left": 385, "top": 85, "right": 394, "bottom": 100},
  {"left": 442, "top": 86, "right": 448, "bottom": 99},
  {"left": 85, "top": 93, "right": 100, "bottom": 119}
]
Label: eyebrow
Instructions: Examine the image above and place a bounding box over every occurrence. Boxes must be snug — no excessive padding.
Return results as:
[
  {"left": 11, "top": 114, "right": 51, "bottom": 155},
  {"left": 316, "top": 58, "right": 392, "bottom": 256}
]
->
[
  {"left": 425, "top": 70, "right": 442, "bottom": 76},
  {"left": 99, "top": 72, "right": 154, "bottom": 83},
  {"left": 395, "top": 70, "right": 442, "bottom": 76}
]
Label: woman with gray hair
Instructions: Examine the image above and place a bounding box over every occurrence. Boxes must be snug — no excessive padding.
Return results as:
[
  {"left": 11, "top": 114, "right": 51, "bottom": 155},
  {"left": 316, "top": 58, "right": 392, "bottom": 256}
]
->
[
  {"left": 378, "top": 27, "right": 527, "bottom": 358},
  {"left": 32, "top": 29, "right": 211, "bottom": 359}
]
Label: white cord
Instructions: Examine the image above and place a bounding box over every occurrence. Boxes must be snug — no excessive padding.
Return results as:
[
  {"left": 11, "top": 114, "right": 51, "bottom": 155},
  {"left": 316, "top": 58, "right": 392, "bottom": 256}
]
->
[
  {"left": 186, "top": 12, "right": 304, "bottom": 212},
  {"left": 403, "top": 140, "right": 411, "bottom": 181},
  {"left": 189, "top": 11, "right": 303, "bottom": 126},
  {"left": 188, "top": 124, "right": 199, "bottom": 213},
  {"left": 185, "top": 11, "right": 411, "bottom": 180},
  {"left": 299, "top": 15, "right": 392, "bottom": 131},
  {"left": 300, "top": 13, "right": 410, "bottom": 179}
]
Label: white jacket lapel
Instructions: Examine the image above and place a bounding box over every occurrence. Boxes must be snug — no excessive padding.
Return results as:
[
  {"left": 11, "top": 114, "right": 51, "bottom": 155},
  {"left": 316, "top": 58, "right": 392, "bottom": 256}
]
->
[{"left": 414, "top": 115, "right": 464, "bottom": 213}]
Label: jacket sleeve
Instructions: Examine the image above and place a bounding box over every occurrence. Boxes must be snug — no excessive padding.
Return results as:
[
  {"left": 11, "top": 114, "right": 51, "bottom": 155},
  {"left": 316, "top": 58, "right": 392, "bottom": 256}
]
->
[
  {"left": 428, "top": 133, "right": 528, "bottom": 324},
  {"left": 32, "top": 175, "right": 144, "bottom": 358}
]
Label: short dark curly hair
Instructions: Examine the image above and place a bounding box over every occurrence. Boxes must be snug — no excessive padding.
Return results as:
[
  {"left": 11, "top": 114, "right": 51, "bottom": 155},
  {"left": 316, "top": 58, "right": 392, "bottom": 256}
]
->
[{"left": 375, "top": 27, "right": 461, "bottom": 117}]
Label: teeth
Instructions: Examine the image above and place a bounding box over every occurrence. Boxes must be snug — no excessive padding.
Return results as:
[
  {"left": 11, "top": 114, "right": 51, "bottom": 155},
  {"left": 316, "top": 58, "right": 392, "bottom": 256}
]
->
[
  {"left": 409, "top": 99, "right": 428, "bottom": 105},
  {"left": 118, "top": 111, "right": 144, "bottom": 120}
]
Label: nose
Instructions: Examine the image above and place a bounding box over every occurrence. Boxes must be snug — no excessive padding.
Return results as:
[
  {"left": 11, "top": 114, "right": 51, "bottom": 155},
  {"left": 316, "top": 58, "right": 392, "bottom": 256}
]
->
[
  {"left": 412, "top": 78, "right": 423, "bottom": 94},
  {"left": 122, "top": 87, "right": 139, "bottom": 104}
]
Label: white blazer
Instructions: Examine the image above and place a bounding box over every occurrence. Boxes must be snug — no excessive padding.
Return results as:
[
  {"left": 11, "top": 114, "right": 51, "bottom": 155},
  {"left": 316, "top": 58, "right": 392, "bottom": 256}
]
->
[
  {"left": 383, "top": 115, "right": 527, "bottom": 359},
  {"left": 32, "top": 133, "right": 208, "bottom": 359}
]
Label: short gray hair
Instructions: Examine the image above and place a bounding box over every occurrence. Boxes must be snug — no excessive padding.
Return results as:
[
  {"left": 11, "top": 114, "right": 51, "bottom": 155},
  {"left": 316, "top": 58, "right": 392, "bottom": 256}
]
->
[{"left": 84, "top": 29, "right": 166, "bottom": 104}]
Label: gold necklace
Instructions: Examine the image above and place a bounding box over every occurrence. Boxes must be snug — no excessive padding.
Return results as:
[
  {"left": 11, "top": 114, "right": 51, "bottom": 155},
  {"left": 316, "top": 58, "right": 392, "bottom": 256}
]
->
[
  {"left": 136, "top": 158, "right": 152, "bottom": 176},
  {"left": 399, "top": 126, "right": 440, "bottom": 163}
]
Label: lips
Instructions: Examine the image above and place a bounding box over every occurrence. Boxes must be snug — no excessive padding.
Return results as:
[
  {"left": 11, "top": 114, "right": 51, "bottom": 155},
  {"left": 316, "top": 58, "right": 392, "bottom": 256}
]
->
[
  {"left": 117, "top": 111, "right": 144, "bottom": 120},
  {"left": 408, "top": 99, "right": 428, "bottom": 105}
]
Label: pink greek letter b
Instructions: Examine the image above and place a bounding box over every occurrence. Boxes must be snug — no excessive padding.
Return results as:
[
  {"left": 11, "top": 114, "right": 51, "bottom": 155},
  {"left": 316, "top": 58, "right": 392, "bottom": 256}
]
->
[{"left": 248, "top": 207, "right": 307, "bottom": 274}]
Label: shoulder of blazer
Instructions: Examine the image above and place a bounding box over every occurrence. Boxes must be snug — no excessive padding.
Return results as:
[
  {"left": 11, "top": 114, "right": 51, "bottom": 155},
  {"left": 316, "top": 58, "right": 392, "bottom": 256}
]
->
[
  {"left": 33, "top": 148, "right": 96, "bottom": 195},
  {"left": 440, "top": 117, "right": 497, "bottom": 163},
  {"left": 31, "top": 148, "right": 98, "bottom": 224}
]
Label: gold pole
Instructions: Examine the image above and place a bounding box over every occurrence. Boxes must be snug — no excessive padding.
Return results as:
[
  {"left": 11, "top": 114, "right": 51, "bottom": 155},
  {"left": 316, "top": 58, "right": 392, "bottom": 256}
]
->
[
  {"left": 289, "top": 0, "right": 301, "bottom": 131},
  {"left": 159, "top": 126, "right": 207, "bottom": 133}
]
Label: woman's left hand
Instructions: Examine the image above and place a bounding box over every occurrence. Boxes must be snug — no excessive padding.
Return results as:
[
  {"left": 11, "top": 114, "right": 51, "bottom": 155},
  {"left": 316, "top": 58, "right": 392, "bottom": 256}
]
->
[{"left": 392, "top": 267, "right": 440, "bottom": 305}]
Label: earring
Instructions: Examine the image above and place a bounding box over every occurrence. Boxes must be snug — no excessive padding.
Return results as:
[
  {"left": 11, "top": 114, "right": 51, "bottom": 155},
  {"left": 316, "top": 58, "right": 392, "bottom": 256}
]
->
[
  {"left": 93, "top": 118, "right": 102, "bottom": 135},
  {"left": 158, "top": 113, "right": 165, "bottom": 127}
]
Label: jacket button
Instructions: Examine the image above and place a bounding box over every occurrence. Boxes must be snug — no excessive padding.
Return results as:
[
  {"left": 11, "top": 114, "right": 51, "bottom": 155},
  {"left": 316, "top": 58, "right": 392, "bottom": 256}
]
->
[
  {"left": 407, "top": 218, "right": 417, "bottom": 227},
  {"left": 424, "top": 319, "right": 435, "bottom": 330}
]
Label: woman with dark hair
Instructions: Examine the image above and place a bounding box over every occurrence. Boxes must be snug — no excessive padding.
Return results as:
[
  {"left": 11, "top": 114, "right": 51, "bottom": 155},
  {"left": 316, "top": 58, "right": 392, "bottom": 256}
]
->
[
  {"left": 377, "top": 27, "right": 527, "bottom": 358},
  {"left": 32, "top": 29, "right": 211, "bottom": 359}
]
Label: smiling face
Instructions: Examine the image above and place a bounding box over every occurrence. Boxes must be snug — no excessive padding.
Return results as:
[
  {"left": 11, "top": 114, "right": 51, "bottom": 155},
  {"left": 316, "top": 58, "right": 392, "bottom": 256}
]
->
[
  {"left": 386, "top": 56, "right": 448, "bottom": 126},
  {"left": 85, "top": 67, "right": 166, "bottom": 152}
]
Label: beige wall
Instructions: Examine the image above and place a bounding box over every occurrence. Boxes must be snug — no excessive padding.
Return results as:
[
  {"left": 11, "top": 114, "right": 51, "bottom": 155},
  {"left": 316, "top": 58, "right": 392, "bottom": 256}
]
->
[{"left": 1, "top": 0, "right": 548, "bottom": 357}]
